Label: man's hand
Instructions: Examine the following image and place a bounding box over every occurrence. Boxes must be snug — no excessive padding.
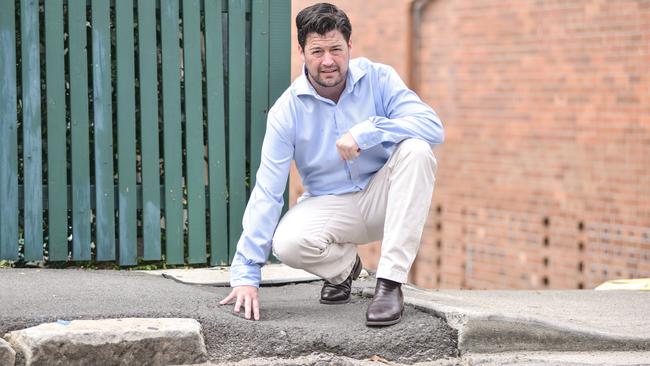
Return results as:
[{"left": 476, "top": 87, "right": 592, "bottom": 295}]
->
[
  {"left": 336, "top": 132, "right": 361, "bottom": 160},
  {"left": 219, "top": 285, "right": 260, "bottom": 321}
]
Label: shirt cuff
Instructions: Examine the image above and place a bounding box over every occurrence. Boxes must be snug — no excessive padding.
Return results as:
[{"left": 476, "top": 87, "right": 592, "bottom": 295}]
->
[
  {"left": 348, "top": 119, "right": 383, "bottom": 150},
  {"left": 229, "top": 262, "right": 261, "bottom": 288}
]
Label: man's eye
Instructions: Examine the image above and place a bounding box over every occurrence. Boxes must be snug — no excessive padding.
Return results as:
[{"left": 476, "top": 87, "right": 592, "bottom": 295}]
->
[{"left": 312, "top": 50, "right": 323, "bottom": 55}]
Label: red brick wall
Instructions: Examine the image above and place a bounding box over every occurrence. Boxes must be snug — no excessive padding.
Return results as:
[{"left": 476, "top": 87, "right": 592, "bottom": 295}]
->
[{"left": 287, "top": 0, "right": 650, "bottom": 290}]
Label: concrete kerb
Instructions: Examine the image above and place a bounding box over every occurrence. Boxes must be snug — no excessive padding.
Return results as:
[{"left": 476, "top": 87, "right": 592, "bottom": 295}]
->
[
  {"left": 3, "top": 318, "right": 208, "bottom": 366},
  {"left": 370, "top": 287, "right": 650, "bottom": 354},
  {"left": 404, "top": 296, "right": 650, "bottom": 353},
  {"left": 0, "top": 337, "right": 16, "bottom": 366}
]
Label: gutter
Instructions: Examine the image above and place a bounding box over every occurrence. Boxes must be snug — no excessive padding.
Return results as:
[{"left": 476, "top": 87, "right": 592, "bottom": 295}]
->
[
  {"left": 407, "top": 0, "right": 433, "bottom": 283},
  {"left": 408, "top": 0, "right": 434, "bottom": 94}
]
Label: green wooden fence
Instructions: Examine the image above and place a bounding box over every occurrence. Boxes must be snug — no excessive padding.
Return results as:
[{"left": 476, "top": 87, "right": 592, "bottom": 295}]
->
[{"left": 0, "top": 0, "right": 291, "bottom": 266}]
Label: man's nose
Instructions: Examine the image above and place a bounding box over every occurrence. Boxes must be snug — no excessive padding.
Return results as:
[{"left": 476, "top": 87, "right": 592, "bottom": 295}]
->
[{"left": 322, "top": 52, "right": 334, "bottom": 66}]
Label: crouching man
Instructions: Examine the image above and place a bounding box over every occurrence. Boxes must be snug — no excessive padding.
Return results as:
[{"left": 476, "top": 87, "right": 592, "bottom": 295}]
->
[{"left": 220, "top": 2, "right": 444, "bottom": 326}]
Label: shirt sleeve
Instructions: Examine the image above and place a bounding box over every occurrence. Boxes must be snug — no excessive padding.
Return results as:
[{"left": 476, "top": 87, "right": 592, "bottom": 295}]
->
[
  {"left": 348, "top": 65, "right": 444, "bottom": 150},
  {"left": 229, "top": 112, "right": 294, "bottom": 288}
]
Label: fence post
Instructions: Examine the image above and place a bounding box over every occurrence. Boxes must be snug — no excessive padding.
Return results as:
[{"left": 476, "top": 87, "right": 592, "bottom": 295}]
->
[
  {"left": 45, "top": 0, "right": 68, "bottom": 262},
  {"left": 161, "top": 0, "right": 185, "bottom": 265},
  {"left": 69, "top": 0, "right": 93, "bottom": 261},
  {"left": 0, "top": 0, "right": 19, "bottom": 261},
  {"left": 92, "top": 0, "right": 117, "bottom": 262},
  {"left": 21, "top": 0, "right": 44, "bottom": 261},
  {"left": 205, "top": 0, "right": 229, "bottom": 266}
]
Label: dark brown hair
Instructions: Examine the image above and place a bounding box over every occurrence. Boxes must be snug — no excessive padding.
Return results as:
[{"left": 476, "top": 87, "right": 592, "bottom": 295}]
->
[{"left": 296, "top": 3, "right": 352, "bottom": 49}]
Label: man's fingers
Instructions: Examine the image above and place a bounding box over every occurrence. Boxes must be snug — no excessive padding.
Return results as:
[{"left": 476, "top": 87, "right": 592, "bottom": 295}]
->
[
  {"left": 336, "top": 133, "right": 360, "bottom": 160},
  {"left": 336, "top": 142, "right": 345, "bottom": 160},
  {"left": 340, "top": 147, "right": 359, "bottom": 161},
  {"left": 336, "top": 145, "right": 352, "bottom": 160},
  {"left": 244, "top": 295, "right": 252, "bottom": 320},
  {"left": 253, "top": 297, "right": 260, "bottom": 321},
  {"left": 233, "top": 295, "right": 243, "bottom": 314},
  {"left": 219, "top": 291, "right": 235, "bottom": 305}
]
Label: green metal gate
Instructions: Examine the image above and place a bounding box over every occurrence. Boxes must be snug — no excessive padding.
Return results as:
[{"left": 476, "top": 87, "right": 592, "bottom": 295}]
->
[{"left": 0, "top": 0, "right": 291, "bottom": 266}]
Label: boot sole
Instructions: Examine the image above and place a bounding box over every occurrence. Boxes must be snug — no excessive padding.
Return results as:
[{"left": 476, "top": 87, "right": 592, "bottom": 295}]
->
[
  {"left": 319, "top": 298, "right": 351, "bottom": 305},
  {"left": 366, "top": 315, "right": 402, "bottom": 326},
  {"left": 366, "top": 309, "right": 404, "bottom": 326}
]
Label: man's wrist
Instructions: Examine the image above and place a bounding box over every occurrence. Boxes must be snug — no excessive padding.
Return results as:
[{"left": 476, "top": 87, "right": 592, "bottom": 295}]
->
[
  {"left": 348, "top": 119, "right": 380, "bottom": 150},
  {"left": 229, "top": 262, "right": 262, "bottom": 288}
]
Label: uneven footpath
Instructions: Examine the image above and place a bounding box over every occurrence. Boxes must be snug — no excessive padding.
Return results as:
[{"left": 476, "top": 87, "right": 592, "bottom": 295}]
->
[{"left": 1, "top": 267, "right": 649, "bottom": 365}]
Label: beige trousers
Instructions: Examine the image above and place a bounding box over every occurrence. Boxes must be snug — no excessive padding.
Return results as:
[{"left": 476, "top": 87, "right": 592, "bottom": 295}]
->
[{"left": 272, "top": 138, "right": 437, "bottom": 284}]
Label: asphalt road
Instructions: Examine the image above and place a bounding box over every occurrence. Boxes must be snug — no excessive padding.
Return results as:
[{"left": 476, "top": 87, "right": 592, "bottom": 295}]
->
[{"left": 0, "top": 269, "right": 458, "bottom": 364}]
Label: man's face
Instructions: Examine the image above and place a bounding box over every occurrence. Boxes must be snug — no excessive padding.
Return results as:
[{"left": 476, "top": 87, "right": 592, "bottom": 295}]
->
[{"left": 299, "top": 30, "right": 351, "bottom": 92}]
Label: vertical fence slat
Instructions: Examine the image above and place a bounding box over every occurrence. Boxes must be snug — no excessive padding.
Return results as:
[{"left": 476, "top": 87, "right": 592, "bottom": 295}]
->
[
  {"left": 21, "top": 0, "right": 44, "bottom": 261},
  {"left": 138, "top": 0, "right": 161, "bottom": 261},
  {"left": 250, "top": 0, "right": 269, "bottom": 188},
  {"left": 0, "top": 0, "right": 19, "bottom": 260},
  {"left": 116, "top": 0, "right": 137, "bottom": 265},
  {"left": 45, "top": 0, "right": 68, "bottom": 262},
  {"left": 183, "top": 0, "right": 206, "bottom": 264},
  {"left": 269, "top": 0, "right": 292, "bottom": 216},
  {"left": 92, "top": 0, "right": 116, "bottom": 261},
  {"left": 161, "top": 0, "right": 184, "bottom": 264},
  {"left": 69, "top": 0, "right": 92, "bottom": 261},
  {"left": 205, "top": 0, "right": 228, "bottom": 265},
  {"left": 227, "top": 0, "right": 247, "bottom": 261}
]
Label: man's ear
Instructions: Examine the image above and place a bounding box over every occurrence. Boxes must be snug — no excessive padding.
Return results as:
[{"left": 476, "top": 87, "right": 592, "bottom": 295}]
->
[{"left": 298, "top": 44, "right": 305, "bottom": 61}]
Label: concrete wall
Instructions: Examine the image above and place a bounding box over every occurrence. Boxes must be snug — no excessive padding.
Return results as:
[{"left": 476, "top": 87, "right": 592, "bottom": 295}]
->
[{"left": 287, "top": 0, "right": 650, "bottom": 290}]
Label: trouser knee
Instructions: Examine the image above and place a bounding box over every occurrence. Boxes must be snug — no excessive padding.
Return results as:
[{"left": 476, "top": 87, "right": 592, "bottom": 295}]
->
[
  {"left": 272, "top": 235, "right": 300, "bottom": 268},
  {"left": 395, "top": 138, "right": 437, "bottom": 171},
  {"left": 272, "top": 230, "right": 322, "bottom": 269}
]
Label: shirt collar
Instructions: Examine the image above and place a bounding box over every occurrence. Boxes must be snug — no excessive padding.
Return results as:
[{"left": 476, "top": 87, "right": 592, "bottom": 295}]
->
[{"left": 294, "top": 59, "right": 367, "bottom": 97}]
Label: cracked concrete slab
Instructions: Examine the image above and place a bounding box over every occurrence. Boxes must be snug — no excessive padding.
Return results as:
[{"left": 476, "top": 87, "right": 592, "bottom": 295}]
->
[
  {"left": 386, "top": 288, "right": 650, "bottom": 353},
  {"left": 4, "top": 318, "right": 207, "bottom": 366},
  {"left": 135, "top": 264, "right": 325, "bottom": 286}
]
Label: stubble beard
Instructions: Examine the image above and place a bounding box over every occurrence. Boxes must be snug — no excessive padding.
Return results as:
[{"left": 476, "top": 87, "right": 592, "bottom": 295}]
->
[{"left": 309, "top": 69, "right": 346, "bottom": 89}]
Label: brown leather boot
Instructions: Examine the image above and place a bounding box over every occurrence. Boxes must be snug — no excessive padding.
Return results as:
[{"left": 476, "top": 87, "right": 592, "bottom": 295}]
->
[
  {"left": 320, "top": 255, "right": 362, "bottom": 304},
  {"left": 366, "top": 278, "right": 404, "bottom": 326}
]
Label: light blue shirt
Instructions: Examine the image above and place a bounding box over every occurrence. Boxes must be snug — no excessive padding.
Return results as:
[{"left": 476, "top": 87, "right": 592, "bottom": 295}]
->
[{"left": 230, "top": 57, "right": 444, "bottom": 287}]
